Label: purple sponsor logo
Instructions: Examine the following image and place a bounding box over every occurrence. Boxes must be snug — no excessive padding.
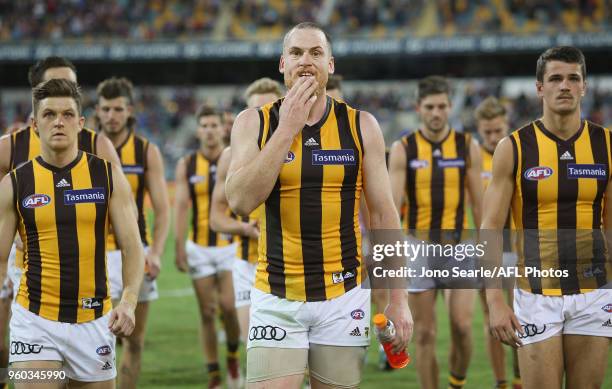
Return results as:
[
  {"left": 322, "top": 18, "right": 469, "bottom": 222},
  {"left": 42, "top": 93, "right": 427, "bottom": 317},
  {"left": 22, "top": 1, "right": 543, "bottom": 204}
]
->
[
  {"left": 602, "top": 304, "right": 612, "bottom": 313},
  {"left": 64, "top": 188, "right": 106, "bottom": 205},
  {"left": 567, "top": 164, "right": 607, "bottom": 180},
  {"left": 312, "top": 149, "right": 356, "bottom": 165}
]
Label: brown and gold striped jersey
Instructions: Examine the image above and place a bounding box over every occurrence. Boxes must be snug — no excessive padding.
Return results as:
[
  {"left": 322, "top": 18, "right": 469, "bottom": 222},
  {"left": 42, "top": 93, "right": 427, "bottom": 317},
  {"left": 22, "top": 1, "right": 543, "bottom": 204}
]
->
[
  {"left": 186, "top": 152, "right": 233, "bottom": 247},
  {"left": 401, "top": 129, "right": 471, "bottom": 241},
  {"left": 510, "top": 119, "right": 611, "bottom": 295},
  {"left": 107, "top": 131, "right": 150, "bottom": 250},
  {"left": 11, "top": 151, "right": 112, "bottom": 323},
  {"left": 256, "top": 97, "right": 364, "bottom": 302},
  {"left": 235, "top": 206, "right": 261, "bottom": 264}
]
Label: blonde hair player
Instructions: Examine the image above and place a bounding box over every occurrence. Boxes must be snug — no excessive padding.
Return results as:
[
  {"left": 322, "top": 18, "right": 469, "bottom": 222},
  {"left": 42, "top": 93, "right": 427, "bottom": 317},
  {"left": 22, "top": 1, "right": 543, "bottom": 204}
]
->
[{"left": 475, "top": 96, "right": 521, "bottom": 389}]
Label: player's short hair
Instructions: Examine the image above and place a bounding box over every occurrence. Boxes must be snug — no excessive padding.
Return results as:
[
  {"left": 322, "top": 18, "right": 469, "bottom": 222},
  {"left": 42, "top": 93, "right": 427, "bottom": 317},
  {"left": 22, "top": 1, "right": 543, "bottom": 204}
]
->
[
  {"left": 96, "top": 77, "right": 135, "bottom": 105},
  {"left": 536, "top": 46, "right": 586, "bottom": 82},
  {"left": 326, "top": 74, "right": 343, "bottom": 92},
  {"left": 32, "top": 79, "right": 82, "bottom": 115},
  {"left": 244, "top": 78, "right": 283, "bottom": 102},
  {"left": 196, "top": 104, "right": 220, "bottom": 121},
  {"left": 474, "top": 96, "right": 507, "bottom": 121},
  {"left": 283, "top": 22, "right": 332, "bottom": 54},
  {"left": 417, "top": 76, "right": 450, "bottom": 102},
  {"left": 28, "top": 56, "right": 77, "bottom": 87}
]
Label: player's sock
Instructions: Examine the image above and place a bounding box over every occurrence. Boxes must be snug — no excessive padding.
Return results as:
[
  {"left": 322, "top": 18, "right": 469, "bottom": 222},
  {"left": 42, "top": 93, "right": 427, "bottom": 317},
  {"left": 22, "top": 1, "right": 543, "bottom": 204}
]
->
[
  {"left": 448, "top": 372, "right": 466, "bottom": 389},
  {"left": 512, "top": 377, "right": 522, "bottom": 389},
  {"left": 496, "top": 380, "right": 508, "bottom": 389},
  {"left": 227, "top": 340, "right": 239, "bottom": 356},
  {"left": 207, "top": 362, "right": 221, "bottom": 389}
]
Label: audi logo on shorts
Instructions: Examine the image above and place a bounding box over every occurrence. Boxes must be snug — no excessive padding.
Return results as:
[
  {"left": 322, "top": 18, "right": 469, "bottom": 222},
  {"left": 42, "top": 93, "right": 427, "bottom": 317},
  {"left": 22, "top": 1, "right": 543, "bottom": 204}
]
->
[
  {"left": 249, "top": 326, "right": 287, "bottom": 341},
  {"left": 518, "top": 323, "right": 546, "bottom": 339},
  {"left": 10, "top": 341, "right": 43, "bottom": 355}
]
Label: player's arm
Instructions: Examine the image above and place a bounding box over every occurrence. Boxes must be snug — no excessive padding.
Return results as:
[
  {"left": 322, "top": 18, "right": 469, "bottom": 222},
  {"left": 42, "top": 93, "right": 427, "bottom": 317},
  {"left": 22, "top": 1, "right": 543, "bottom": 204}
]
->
[
  {"left": 174, "top": 157, "right": 190, "bottom": 272},
  {"left": 0, "top": 174, "right": 17, "bottom": 284},
  {"left": 226, "top": 76, "right": 317, "bottom": 216},
  {"left": 0, "top": 134, "right": 12, "bottom": 177},
  {"left": 144, "top": 143, "right": 170, "bottom": 279},
  {"left": 466, "top": 138, "right": 483, "bottom": 228},
  {"left": 210, "top": 147, "right": 259, "bottom": 238},
  {"left": 360, "top": 111, "right": 413, "bottom": 353},
  {"left": 95, "top": 133, "right": 122, "bottom": 166},
  {"left": 388, "top": 140, "right": 407, "bottom": 214},
  {"left": 108, "top": 162, "right": 145, "bottom": 337},
  {"left": 481, "top": 137, "right": 522, "bottom": 348}
]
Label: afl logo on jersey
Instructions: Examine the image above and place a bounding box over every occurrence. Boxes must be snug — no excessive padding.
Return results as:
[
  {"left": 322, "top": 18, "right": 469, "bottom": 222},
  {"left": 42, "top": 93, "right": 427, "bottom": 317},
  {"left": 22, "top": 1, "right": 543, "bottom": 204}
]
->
[
  {"left": 409, "top": 159, "right": 429, "bottom": 169},
  {"left": 23, "top": 194, "right": 51, "bottom": 208},
  {"left": 524, "top": 166, "right": 553, "bottom": 181},
  {"left": 284, "top": 151, "right": 295, "bottom": 163},
  {"left": 189, "top": 175, "right": 205, "bottom": 184}
]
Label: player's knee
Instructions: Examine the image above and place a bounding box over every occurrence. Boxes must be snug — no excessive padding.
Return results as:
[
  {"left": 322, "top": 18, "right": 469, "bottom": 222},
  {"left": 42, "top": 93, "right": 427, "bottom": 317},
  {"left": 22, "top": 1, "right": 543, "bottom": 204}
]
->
[
  {"left": 199, "top": 304, "right": 217, "bottom": 323},
  {"left": 450, "top": 319, "right": 472, "bottom": 340},
  {"left": 218, "top": 297, "right": 236, "bottom": 317},
  {"left": 414, "top": 326, "right": 436, "bottom": 346}
]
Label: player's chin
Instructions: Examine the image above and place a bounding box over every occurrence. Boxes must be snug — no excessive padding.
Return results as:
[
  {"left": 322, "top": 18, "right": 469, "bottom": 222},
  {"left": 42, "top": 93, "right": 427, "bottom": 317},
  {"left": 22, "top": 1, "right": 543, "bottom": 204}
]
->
[{"left": 49, "top": 139, "right": 72, "bottom": 151}]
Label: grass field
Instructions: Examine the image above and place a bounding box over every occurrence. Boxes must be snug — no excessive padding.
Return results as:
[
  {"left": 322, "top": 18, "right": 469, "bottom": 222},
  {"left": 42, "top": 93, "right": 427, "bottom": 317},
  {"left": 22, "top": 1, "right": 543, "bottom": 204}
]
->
[{"left": 135, "top": 229, "right": 612, "bottom": 388}]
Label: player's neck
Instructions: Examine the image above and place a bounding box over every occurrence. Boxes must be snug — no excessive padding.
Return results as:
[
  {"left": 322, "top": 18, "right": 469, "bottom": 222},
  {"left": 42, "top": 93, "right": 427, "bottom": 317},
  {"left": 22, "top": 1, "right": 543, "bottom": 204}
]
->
[
  {"left": 199, "top": 144, "right": 223, "bottom": 161},
  {"left": 40, "top": 144, "right": 79, "bottom": 168},
  {"left": 541, "top": 109, "right": 582, "bottom": 140},
  {"left": 105, "top": 127, "right": 131, "bottom": 148},
  {"left": 420, "top": 125, "right": 450, "bottom": 143},
  {"left": 305, "top": 93, "right": 328, "bottom": 127}
]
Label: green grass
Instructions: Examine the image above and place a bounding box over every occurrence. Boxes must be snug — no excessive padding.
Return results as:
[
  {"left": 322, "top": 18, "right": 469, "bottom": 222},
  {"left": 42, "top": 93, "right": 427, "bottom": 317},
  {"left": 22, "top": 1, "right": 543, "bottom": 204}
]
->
[{"left": 136, "top": 227, "right": 612, "bottom": 388}]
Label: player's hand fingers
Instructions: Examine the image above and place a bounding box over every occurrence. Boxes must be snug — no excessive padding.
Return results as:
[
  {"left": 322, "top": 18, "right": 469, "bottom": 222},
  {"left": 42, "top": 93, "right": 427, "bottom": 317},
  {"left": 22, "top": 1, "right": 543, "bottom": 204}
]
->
[
  {"left": 298, "top": 78, "right": 318, "bottom": 104},
  {"left": 285, "top": 75, "right": 305, "bottom": 99},
  {"left": 111, "top": 312, "right": 125, "bottom": 335},
  {"left": 511, "top": 314, "right": 523, "bottom": 336},
  {"left": 294, "top": 76, "right": 316, "bottom": 103},
  {"left": 107, "top": 309, "right": 118, "bottom": 330}
]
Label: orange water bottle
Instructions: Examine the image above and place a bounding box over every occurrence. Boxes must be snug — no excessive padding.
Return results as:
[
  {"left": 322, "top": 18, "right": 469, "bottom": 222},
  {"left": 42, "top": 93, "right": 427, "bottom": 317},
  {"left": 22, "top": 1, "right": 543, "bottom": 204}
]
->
[{"left": 373, "top": 313, "right": 411, "bottom": 369}]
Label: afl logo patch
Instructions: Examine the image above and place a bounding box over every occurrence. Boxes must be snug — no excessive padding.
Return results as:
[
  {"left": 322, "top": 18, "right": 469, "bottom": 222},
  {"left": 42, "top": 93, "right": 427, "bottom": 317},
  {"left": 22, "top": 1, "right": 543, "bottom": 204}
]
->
[
  {"left": 189, "top": 175, "right": 205, "bottom": 184},
  {"left": 284, "top": 151, "right": 295, "bottom": 163},
  {"left": 23, "top": 194, "right": 51, "bottom": 208},
  {"left": 409, "top": 159, "right": 428, "bottom": 169},
  {"left": 524, "top": 166, "right": 553, "bottom": 181}
]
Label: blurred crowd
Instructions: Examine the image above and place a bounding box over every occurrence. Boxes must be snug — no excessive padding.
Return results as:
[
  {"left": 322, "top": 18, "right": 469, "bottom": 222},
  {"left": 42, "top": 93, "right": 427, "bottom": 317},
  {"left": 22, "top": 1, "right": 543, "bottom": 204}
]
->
[
  {"left": 2, "top": 78, "right": 612, "bottom": 178},
  {"left": 1, "top": 0, "right": 610, "bottom": 41}
]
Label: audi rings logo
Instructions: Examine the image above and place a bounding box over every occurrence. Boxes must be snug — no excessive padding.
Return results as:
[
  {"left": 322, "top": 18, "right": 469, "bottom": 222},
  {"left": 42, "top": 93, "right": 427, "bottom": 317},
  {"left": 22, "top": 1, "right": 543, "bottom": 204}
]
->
[
  {"left": 249, "top": 326, "right": 287, "bottom": 341},
  {"left": 10, "top": 341, "right": 43, "bottom": 355},
  {"left": 518, "top": 323, "right": 546, "bottom": 339}
]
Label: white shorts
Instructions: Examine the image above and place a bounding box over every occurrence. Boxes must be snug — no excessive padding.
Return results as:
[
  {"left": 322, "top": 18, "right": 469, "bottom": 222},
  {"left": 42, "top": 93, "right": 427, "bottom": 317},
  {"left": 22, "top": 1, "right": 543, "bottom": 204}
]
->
[
  {"left": 1, "top": 244, "right": 18, "bottom": 300},
  {"left": 107, "top": 248, "right": 158, "bottom": 302},
  {"left": 9, "top": 303, "right": 116, "bottom": 382},
  {"left": 513, "top": 288, "right": 612, "bottom": 346},
  {"left": 232, "top": 259, "right": 257, "bottom": 308},
  {"left": 186, "top": 241, "right": 236, "bottom": 279},
  {"left": 248, "top": 286, "right": 371, "bottom": 349}
]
